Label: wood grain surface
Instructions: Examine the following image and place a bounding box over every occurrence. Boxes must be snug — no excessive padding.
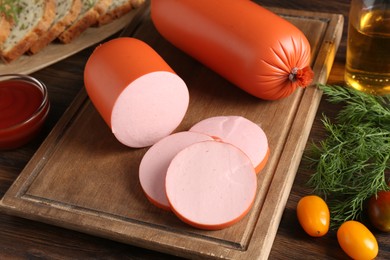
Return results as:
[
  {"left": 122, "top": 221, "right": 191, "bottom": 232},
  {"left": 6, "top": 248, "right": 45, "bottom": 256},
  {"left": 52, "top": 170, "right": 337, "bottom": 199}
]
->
[{"left": 0, "top": 1, "right": 389, "bottom": 259}]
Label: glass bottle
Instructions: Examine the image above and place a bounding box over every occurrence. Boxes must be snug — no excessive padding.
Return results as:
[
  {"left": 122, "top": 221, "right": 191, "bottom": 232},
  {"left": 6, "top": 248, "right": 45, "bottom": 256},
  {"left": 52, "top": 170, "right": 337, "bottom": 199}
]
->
[{"left": 345, "top": 0, "right": 390, "bottom": 95}]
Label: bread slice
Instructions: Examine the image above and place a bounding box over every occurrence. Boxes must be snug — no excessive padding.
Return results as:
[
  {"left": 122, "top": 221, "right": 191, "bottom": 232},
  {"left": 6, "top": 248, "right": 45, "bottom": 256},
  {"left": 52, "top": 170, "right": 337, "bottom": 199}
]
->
[
  {"left": 97, "top": 0, "right": 145, "bottom": 26},
  {"left": 97, "top": 0, "right": 132, "bottom": 26},
  {"left": 30, "top": 0, "right": 82, "bottom": 54},
  {"left": 58, "top": 0, "right": 112, "bottom": 44},
  {"left": 0, "top": 0, "right": 56, "bottom": 62},
  {"left": 0, "top": 14, "right": 12, "bottom": 48},
  {"left": 130, "top": 0, "right": 145, "bottom": 9}
]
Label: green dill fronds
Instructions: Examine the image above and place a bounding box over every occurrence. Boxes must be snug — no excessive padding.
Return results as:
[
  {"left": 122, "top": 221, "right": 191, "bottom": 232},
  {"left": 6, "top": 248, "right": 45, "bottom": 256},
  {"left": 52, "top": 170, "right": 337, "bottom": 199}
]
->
[
  {"left": 0, "top": 0, "right": 23, "bottom": 23},
  {"left": 307, "top": 85, "right": 390, "bottom": 229},
  {"left": 319, "top": 84, "right": 390, "bottom": 130}
]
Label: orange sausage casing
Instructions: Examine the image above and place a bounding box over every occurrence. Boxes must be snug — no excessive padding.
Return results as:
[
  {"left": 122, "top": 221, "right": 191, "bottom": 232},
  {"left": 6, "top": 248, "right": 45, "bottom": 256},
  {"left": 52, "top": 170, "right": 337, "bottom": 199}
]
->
[{"left": 151, "top": 0, "right": 314, "bottom": 100}]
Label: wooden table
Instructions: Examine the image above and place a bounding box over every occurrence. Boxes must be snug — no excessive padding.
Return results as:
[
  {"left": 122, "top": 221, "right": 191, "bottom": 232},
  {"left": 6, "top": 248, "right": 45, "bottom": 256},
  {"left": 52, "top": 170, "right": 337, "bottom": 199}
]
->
[{"left": 0, "top": 0, "right": 388, "bottom": 259}]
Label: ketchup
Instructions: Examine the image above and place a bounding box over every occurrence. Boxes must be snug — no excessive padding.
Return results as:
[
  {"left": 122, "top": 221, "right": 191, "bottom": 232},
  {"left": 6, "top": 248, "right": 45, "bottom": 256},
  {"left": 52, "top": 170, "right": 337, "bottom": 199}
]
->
[
  {"left": 0, "top": 80, "right": 43, "bottom": 129},
  {"left": 0, "top": 75, "right": 50, "bottom": 149}
]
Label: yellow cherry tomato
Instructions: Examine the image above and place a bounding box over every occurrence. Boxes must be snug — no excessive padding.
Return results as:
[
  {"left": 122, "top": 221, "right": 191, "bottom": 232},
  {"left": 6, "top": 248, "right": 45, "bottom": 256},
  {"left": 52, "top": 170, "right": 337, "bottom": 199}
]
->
[
  {"left": 296, "top": 195, "right": 330, "bottom": 237},
  {"left": 337, "top": 220, "right": 378, "bottom": 260}
]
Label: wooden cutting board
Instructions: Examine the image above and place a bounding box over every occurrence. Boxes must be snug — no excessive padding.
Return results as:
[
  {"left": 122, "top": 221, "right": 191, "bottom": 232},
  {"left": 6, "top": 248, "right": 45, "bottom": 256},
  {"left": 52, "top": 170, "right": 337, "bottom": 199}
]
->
[{"left": 0, "top": 4, "right": 343, "bottom": 260}]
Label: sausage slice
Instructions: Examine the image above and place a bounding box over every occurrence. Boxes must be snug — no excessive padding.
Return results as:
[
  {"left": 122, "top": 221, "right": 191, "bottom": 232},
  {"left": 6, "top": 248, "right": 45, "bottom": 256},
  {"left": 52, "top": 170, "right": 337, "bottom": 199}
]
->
[
  {"left": 139, "top": 131, "right": 213, "bottom": 210},
  {"left": 190, "top": 116, "right": 269, "bottom": 173},
  {"left": 166, "top": 140, "right": 257, "bottom": 230}
]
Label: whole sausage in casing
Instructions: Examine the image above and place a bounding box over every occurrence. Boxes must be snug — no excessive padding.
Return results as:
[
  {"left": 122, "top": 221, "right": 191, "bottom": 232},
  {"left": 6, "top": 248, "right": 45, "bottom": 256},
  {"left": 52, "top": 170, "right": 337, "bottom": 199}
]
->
[{"left": 151, "top": 0, "right": 314, "bottom": 100}]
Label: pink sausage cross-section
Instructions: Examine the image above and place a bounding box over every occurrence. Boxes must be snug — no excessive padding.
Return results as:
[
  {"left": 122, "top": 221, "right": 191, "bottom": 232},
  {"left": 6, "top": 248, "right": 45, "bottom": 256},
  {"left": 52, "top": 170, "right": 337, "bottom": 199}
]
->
[
  {"left": 139, "top": 131, "right": 213, "bottom": 210},
  {"left": 166, "top": 140, "right": 257, "bottom": 230},
  {"left": 84, "top": 37, "right": 189, "bottom": 148},
  {"left": 189, "top": 116, "right": 270, "bottom": 173}
]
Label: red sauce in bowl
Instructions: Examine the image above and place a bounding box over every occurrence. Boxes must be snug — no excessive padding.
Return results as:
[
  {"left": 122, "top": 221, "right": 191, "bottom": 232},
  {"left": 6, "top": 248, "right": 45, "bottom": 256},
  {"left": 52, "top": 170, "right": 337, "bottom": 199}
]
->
[{"left": 0, "top": 74, "right": 50, "bottom": 149}]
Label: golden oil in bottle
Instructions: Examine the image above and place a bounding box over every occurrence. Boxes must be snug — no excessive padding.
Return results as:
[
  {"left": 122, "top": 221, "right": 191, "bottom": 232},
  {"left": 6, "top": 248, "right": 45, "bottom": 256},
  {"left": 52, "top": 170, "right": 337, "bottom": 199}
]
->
[{"left": 345, "top": 6, "right": 390, "bottom": 95}]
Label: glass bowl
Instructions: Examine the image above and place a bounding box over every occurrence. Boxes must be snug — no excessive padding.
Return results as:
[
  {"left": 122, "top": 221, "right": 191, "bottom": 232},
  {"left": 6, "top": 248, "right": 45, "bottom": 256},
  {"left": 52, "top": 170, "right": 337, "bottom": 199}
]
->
[{"left": 0, "top": 74, "right": 50, "bottom": 149}]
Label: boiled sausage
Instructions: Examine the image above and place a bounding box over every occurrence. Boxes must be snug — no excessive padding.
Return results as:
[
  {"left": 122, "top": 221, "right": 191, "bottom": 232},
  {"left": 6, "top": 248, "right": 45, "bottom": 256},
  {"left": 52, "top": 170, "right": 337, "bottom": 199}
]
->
[
  {"left": 166, "top": 140, "right": 257, "bottom": 230},
  {"left": 190, "top": 116, "right": 269, "bottom": 173},
  {"left": 139, "top": 131, "right": 213, "bottom": 210},
  {"left": 151, "top": 0, "right": 314, "bottom": 100},
  {"left": 84, "top": 37, "right": 189, "bottom": 148}
]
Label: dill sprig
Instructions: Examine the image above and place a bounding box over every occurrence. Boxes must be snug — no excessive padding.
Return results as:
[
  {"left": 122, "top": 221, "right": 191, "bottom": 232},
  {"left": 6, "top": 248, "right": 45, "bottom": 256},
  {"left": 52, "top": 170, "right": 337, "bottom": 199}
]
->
[
  {"left": 306, "top": 85, "right": 390, "bottom": 229},
  {"left": 0, "top": 0, "right": 23, "bottom": 23},
  {"left": 319, "top": 84, "right": 390, "bottom": 130}
]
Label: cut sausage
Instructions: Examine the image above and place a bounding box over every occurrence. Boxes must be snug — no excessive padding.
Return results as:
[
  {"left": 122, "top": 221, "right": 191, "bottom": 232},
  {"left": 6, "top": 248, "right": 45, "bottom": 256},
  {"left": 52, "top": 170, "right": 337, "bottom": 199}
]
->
[
  {"left": 166, "top": 140, "right": 257, "bottom": 230},
  {"left": 84, "top": 37, "right": 189, "bottom": 148},
  {"left": 139, "top": 131, "right": 213, "bottom": 210},
  {"left": 189, "top": 116, "right": 269, "bottom": 173},
  {"left": 151, "top": 0, "right": 314, "bottom": 100}
]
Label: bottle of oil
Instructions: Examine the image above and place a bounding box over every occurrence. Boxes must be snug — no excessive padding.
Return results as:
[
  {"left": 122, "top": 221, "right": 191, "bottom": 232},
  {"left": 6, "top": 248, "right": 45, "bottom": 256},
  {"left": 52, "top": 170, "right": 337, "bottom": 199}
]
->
[{"left": 345, "top": 0, "right": 390, "bottom": 95}]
